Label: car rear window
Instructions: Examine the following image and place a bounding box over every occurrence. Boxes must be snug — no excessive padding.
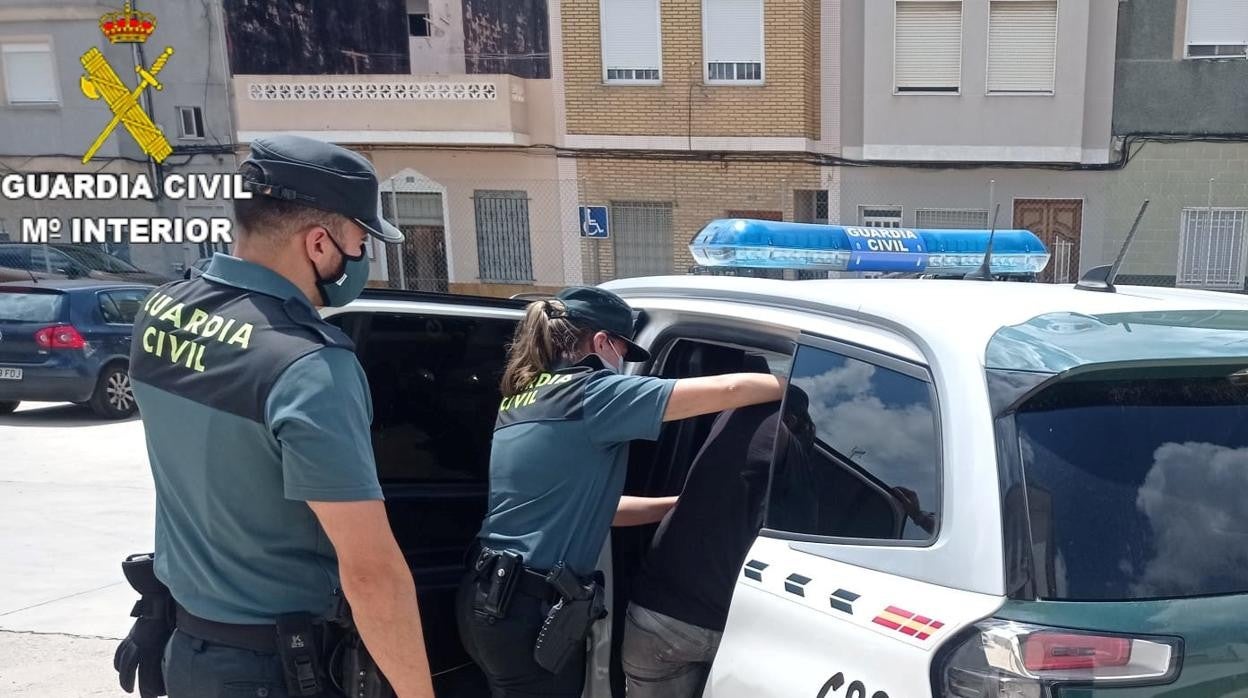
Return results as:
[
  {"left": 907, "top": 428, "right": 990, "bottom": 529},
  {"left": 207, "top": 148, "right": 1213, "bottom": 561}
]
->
[
  {"left": 0, "top": 291, "right": 64, "bottom": 322},
  {"left": 1013, "top": 370, "right": 1248, "bottom": 600}
]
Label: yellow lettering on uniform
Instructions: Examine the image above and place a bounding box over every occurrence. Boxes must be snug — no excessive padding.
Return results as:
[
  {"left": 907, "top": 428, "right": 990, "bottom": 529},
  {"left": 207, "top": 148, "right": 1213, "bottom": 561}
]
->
[
  {"left": 184, "top": 308, "right": 209, "bottom": 334},
  {"left": 158, "top": 302, "right": 184, "bottom": 328},
  {"left": 218, "top": 318, "right": 236, "bottom": 342},
  {"left": 142, "top": 326, "right": 157, "bottom": 353},
  {"left": 535, "top": 373, "right": 553, "bottom": 387},
  {"left": 227, "top": 323, "right": 253, "bottom": 349},
  {"left": 193, "top": 344, "right": 206, "bottom": 372},
  {"left": 148, "top": 294, "right": 171, "bottom": 317},
  {"left": 183, "top": 341, "right": 199, "bottom": 369},
  {"left": 168, "top": 336, "right": 191, "bottom": 364},
  {"left": 523, "top": 390, "right": 539, "bottom": 407},
  {"left": 500, "top": 396, "right": 512, "bottom": 411},
  {"left": 202, "top": 316, "right": 224, "bottom": 338},
  {"left": 155, "top": 329, "right": 165, "bottom": 357}
]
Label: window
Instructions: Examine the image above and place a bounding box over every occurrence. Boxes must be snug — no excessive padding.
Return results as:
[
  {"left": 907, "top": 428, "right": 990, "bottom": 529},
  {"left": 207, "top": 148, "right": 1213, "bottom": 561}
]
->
[
  {"left": 99, "top": 289, "right": 148, "bottom": 325},
  {"left": 407, "top": 0, "right": 430, "bottom": 37},
  {"left": 1010, "top": 369, "right": 1248, "bottom": 599},
  {"left": 894, "top": 1, "right": 962, "bottom": 93},
  {"left": 329, "top": 311, "right": 516, "bottom": 483},
  {"left": 703, "top": 0, "right": 764, "bottom": 84},
  {"left": 795, "top": 190, "right": 830, "bottom": 224},
  {"left": 767, "top": 343, "right": 941, "bottom": 542},
  {"left": 473, "top": 190, "right": 534, "bottom": 283},
  {"left": 915, "top": 208, "right": 990, "bottom": 229},
  {"left": 1, "top": 42, "right": 58, "bottom": 105},
  {"left": 1177, "top": 208, "right": 1248, "bottom": 290},
  {"left": 859, "top": 206, "right": 903, "bottom": 228},
  {"left": 176, "top": 106, "right": 204, "bottom": 139},
  {"left": 1185, "top": 0, "right": 1248, "bottom": 59},
  {"left": 601, "top": 0, "right": 662, "bottom": 83},
  {"left": 611, "top": 201, "right": 674, "bottom": 278},
  {"left": 987, "top": 0, "right": 1058, "bottom": 93}
]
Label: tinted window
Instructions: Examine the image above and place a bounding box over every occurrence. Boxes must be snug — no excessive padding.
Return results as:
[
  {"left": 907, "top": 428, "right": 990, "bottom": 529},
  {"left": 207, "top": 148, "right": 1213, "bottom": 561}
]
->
[
  {"left": 0, "top": 291, "right": 64, "bottom": 322},
  {"left": 333, "top": 312, "right": 515, "bottom": 483},
  {"left": 767, "top": 344, "right": 940, "bottom": 542},
  {"left": 100, "top": 290, "right": 148, "bottom": 324},
  {"left": 59, "top": 246, "right": 141, "bottom": 273},
  {"left": 1014, "top": 372, "right": 1248, "bottom": 600}
]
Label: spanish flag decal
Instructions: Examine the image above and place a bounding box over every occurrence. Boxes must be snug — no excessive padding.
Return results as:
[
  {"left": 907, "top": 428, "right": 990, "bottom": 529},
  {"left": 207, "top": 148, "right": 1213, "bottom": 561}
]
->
[{"left": 871, "top": 606, "right": 945, "bottom": 641}]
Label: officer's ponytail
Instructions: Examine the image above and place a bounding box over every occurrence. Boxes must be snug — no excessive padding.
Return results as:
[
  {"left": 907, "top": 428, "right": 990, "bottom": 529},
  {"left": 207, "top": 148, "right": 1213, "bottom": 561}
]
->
[{"left": 500, "top": 299, "right": 586, "bottom": 396}]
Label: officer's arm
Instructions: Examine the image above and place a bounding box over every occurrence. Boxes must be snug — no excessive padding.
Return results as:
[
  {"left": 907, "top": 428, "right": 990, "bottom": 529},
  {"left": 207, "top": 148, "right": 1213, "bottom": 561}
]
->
[
  {"left": 664, "top": 373, "right": 786, "bottom": 422},
  {"left": 309, "top": 500, "right": 436, "bottom": 698},
  {"left": 613, "top": 495, "right": 678, "bottom": 526}
]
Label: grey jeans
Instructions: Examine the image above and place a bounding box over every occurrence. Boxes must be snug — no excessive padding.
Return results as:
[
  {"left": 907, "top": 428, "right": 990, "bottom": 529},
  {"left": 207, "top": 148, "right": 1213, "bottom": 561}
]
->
[{"left": 621, "top": 603, "right": 723, "bottom": 698}]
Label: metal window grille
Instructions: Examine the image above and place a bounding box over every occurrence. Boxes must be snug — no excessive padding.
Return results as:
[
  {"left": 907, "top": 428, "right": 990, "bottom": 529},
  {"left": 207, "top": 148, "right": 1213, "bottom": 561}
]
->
[
  {"left": 606, "top": 68, "right": 660, "bottom": 81},
  {"left": 859, "top": 206, "right": 903, "bottom": 228},
  {"left": 383, "top": 191, "right": 442, "bottom": 224},
  {"left": 611, "top": 201, "right": 673, "bottom": 278},
  {"left": 914, "top": 208, "right": 990, "bottom": 229},
  {"left": 794, "top": 190, "right": 829, "bottom": 223},
  {"left": 1050, "top": 238, "right": 1074, "bottom": 284},
  {"left": 473, "top": 190, "right": 534, "bottom": 283},
  {"left": 1177, "top": 208, "right": 1248, "bottom": 290}
]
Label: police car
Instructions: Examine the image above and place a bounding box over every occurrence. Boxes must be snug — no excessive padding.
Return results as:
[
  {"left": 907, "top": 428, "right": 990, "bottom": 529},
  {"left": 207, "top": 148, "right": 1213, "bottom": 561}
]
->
[{"left": 326, "top": 219, "right": 1248, "bottom": 698}]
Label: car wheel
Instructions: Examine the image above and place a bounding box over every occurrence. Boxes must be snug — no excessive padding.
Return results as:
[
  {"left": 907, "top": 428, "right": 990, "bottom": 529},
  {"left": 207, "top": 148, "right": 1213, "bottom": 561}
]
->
[
  {"left": 89, "top": 363, "right": 137, "bottom": 419},
  {"left": 0, "top": 401, "right": 18, "bottom": 415}
]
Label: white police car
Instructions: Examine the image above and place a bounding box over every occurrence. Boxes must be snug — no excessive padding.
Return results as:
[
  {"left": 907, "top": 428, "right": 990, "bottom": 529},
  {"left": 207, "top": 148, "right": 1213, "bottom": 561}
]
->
[{"left": 327, "top": 219, "right": 1248, "bottom": 698}]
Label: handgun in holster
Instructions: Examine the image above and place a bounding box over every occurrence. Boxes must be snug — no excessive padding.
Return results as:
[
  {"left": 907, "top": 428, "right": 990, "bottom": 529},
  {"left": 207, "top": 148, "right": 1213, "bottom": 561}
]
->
[
  {"left": 115, "top": 553, "right": 177, "bottom": 698},
  {"left": 472, "top": 547, "right": 523, "bottom": 622},
  {"left": 532, "top": 563, "right": 607, "bottom": 674},
  {"left": 337, "top": 628, "right": 395, "bottom": 698}
]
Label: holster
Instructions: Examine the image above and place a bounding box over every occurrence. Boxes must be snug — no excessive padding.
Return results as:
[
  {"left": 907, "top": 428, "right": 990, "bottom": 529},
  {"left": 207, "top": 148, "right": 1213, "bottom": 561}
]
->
[
  {"left": 337, "top": 628, "right": 395, "bottom": 698},
  {"left": 532, "top": 564, "right": 607, "bottom": 674},
  {"left": 115, "top": 553, "right": 176, "bottom": 698}
]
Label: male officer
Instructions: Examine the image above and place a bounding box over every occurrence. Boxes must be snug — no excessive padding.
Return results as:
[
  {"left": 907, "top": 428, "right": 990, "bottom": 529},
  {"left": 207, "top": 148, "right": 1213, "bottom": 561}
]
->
[{"left": 126, "top": 136, "right": 435, "bottom": 697}]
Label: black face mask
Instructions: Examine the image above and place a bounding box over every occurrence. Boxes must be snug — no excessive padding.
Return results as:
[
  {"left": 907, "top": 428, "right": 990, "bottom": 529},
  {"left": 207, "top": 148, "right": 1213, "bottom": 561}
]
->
[{"left": 308, "top": 232, "right": 368, "bottom": 307}]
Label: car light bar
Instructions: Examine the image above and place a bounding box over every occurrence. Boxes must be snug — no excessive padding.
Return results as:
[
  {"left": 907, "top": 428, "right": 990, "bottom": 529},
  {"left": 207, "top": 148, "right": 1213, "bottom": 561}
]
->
[{"left": 689, "top": 219, "right": 1051, "bottom": 276}]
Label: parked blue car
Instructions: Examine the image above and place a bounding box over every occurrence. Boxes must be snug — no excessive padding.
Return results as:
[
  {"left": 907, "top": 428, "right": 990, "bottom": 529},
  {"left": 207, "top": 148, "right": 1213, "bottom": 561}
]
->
[{"left": 0, "top": 280, "right": 155, "bottom": 418}]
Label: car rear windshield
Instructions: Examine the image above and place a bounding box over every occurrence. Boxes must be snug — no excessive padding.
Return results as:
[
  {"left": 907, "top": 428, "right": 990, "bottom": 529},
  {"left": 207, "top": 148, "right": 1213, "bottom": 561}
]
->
[
  {"left": 1013, "top": 369, "right": 1248, "bottom": 601},
  {"left": 0, "top": 291, "right": 65, "bottom": 322}
]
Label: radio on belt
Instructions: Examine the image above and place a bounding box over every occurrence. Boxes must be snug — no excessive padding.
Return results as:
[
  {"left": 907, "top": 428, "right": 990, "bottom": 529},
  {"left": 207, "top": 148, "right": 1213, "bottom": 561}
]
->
[{"left": 688, "top": 218, "right": 1050, "bottom": 276}]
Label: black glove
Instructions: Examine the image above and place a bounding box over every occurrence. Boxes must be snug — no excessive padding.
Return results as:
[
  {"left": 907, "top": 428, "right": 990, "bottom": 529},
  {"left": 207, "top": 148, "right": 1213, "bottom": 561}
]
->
[
  {"left": 115, "top": 553, "right": 175, "bottom": 697},
  {"left": 114, "top": 607, "right": 172, "bottom": 697}
]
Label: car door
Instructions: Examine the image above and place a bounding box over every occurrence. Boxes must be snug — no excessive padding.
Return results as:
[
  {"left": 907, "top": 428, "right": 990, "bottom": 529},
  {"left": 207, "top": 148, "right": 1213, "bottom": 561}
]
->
[
  {"left": 706, "top": 338, "right": 1002, "bottom": 698},
  {"left": 322, "top": 293, "right": 524, "bottom": 697},
  {"left": 95, "top": 288, "right": 149, "bottom": 359}
]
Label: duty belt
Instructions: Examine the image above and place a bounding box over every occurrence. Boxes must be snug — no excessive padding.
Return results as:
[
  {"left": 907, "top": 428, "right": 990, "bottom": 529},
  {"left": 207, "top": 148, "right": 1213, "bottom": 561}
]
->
[{"left": 175, "top": 606, "right": 333, "bottom": 653}]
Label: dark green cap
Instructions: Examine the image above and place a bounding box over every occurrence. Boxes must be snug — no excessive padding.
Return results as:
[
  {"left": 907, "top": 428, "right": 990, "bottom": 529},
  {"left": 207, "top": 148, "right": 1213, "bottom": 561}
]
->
[{"left": 556, "top": 286, "right": 650, "bottom": 362}]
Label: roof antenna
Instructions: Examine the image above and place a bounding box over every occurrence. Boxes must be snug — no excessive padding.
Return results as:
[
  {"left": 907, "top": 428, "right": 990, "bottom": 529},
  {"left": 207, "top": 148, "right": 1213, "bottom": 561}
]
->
[
  {"left": 963, "top": 203, "right": 1001, "bottom": 281},
  {"left": 1076, "top": 199, "right": 1150, "bottom": 293}
]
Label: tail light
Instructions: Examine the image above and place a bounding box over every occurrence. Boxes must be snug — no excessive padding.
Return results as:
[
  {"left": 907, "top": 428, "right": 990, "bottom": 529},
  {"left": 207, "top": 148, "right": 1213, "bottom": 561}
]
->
[
  {"left": 34, "top": 324, "right": 86, "bottom": 350},
  {"left": 937, "top": 620, "right": 1180, "bottom": 698}
]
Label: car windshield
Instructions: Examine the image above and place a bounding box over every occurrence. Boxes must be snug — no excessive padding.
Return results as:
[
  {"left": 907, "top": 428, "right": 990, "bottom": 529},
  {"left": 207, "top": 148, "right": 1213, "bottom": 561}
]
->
[
  {"left": 0, "top": 291, "right": 65, "bottom": 322},
  {"left": 56, "top": 246, "right": 142, "bottom": 273},
  {"left": 1012, "top": 367, "right": 1248, "bottom": 601}
]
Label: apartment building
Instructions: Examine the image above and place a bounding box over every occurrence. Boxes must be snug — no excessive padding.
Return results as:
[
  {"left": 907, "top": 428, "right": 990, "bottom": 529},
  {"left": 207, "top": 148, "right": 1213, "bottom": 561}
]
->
[
  {"left": 1103, "top": 0, "right": 1248, "bottom": 290},
  {"left": 224, "top": 0, "right": 574, "bottom": 296},
  {"left": 558, "top": 0, "right": 826, "bottom": 283},
  {"left": 0, "top": 0, "right": 236, "bottom": 277}
]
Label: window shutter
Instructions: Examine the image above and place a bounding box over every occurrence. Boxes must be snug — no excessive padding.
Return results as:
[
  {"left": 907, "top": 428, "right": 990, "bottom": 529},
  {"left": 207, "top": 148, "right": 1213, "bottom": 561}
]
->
[
  {"left": 601, "top": 0, "right": 661, "bottom": 75},
  {"left": 1187, "top": 0, "right": 1248, "bottom": 46},
  {"left": 987, "top": 1, "right": 1058, "bottom": 93},
  {"left": 703, "top": 0, "right": 764, "bottom": 64},
  {"left": 895, "top": 2, "right": 962, "bottom": 92},
  {"left": 2, "top": 44, "right": 57, "bottom": 104}
]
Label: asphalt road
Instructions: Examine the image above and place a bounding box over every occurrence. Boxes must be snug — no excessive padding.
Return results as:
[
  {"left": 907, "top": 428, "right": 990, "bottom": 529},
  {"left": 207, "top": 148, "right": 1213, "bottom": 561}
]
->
[{"left": 0, "top": 401, "right": 153, "bottom": 697}]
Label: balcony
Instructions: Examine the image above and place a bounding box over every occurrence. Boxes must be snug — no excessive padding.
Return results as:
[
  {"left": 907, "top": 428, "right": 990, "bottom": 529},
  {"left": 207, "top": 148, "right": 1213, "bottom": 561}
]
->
[{"left": 231, "top": 74, "right": 545, "bottom": 146}]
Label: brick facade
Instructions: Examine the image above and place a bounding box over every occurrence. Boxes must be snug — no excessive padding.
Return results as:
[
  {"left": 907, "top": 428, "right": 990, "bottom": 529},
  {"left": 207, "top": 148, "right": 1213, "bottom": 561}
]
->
[
  {"left": 575, "top": 158, "right": 822, "bottom": 282},
  {"left": 562, "top": 0, "right": 821, "bottom": 139}
]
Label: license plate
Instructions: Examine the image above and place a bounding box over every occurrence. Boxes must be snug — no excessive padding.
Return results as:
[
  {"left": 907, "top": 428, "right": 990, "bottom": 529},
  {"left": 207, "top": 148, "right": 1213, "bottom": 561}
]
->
[{"left": 0, "top": 367, "right": 22, "bottom": 380}]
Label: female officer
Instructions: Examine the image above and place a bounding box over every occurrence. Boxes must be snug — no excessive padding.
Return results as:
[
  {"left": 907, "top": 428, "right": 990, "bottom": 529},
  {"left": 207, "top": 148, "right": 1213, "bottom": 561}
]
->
[{"left": 456, "top": 285, "right": 785, "bottom": 698}]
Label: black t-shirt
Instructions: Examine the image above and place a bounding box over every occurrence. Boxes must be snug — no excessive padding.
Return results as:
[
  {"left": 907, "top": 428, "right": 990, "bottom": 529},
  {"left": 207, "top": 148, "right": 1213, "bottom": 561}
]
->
[{"left": 630, "top": 401, "right": 783, "bottom": 632}]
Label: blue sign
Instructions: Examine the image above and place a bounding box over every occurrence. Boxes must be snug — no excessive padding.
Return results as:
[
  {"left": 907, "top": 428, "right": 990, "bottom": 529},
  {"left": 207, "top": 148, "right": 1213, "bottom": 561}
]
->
[{"left": 579, "top": 205, "right": 609, "bottom": 239}]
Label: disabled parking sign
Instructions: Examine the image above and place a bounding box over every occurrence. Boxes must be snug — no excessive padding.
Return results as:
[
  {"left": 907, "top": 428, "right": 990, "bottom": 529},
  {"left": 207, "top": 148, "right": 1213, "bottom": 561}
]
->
[{"left": 579, "top": 205, "right": 609, "bottom": 239}]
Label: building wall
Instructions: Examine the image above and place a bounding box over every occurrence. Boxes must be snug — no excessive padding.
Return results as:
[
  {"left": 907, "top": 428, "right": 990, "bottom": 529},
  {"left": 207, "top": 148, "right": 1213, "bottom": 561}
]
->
[
  {"left": 560, "top": 0, "right": 820, "bottom": 139},
  {"left": 847, "top": 0, "right": 1116, "bottom": 163},
  {"left": 575, "top": 158, "right": 822, "bottom": 282},
  {"left": 1112, "top": 0, "right": 1248, "bottom": 135}
]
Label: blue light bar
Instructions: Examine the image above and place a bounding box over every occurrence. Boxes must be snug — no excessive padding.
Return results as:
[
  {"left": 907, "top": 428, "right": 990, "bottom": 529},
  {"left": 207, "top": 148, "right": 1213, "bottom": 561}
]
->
[{"left": 689, "top": 219, "right": 1050, "bottom": 275}]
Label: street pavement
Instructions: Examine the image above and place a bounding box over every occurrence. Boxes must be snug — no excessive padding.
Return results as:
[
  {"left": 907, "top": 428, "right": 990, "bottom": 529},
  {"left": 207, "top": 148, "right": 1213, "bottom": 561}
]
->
[{"left": 0, "top": 401, "right": 153, "bottom": 697}]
